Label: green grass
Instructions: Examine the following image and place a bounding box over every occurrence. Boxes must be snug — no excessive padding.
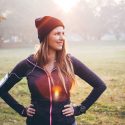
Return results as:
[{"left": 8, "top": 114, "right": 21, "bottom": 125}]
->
[{"left": 0, "top": 42, "right": 125, "bottom": 125}]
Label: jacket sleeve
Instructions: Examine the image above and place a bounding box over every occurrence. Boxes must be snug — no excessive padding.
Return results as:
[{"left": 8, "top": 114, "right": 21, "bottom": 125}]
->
[
  {"left": 0, "top": 59, "right": 28, "bottom": 116},
  {"left": 71, "top": 56, "right": 107, "bottom": 111},
  {"left": 1, "top": 93, "right": 27, "bottom": 117}
]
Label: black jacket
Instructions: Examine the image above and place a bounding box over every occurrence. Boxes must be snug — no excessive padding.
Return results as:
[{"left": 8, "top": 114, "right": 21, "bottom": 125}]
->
[{"left": 0, "top": 54, "right": 106, "bottom": 125}]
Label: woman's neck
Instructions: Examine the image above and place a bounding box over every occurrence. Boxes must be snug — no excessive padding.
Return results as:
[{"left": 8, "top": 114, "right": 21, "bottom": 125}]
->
[
  {"left": 43, "top": 49, "right": 57, "bottom": 73},
  {"left": 48, "top": 49, "right": 56, "bottom": 62}
]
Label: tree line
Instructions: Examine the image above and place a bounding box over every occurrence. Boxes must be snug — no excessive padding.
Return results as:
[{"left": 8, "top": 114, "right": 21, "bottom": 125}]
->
[{"left": 0, "top": 0, "right": 125, "bottom": 46}]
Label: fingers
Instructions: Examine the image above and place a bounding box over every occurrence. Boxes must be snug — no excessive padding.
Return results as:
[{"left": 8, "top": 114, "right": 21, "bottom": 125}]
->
[
  {"left": 62, "top": 104, "right": 74, "bottom": 117},
  {"left": 26, "top": 104, "right": 36, "bottom": 117}
]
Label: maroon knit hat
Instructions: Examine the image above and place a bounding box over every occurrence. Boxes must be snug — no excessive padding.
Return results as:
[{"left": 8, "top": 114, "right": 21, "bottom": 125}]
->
[{"left": 35, "top": 16, "right": 64, "bottom": 43}]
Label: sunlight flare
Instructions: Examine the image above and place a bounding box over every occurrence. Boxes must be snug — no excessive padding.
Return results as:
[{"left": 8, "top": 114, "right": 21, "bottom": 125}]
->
[
  {"left": 52, "top": 86, "right": 62, "bottom": 99},
  {"left": 53, "top": 0, "right": 80, "bottom": 12}
]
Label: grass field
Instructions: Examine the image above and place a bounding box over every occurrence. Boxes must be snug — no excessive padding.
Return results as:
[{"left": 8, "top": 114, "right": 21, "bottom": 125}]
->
[{"left": 0, "top": 42, "right": 125, "bottom": 125}]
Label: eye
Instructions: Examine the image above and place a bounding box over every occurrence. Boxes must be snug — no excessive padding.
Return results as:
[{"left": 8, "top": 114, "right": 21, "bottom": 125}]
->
[
  {"left": 55, "top": 32, "right": 60, "bottom": 35},
  {"left": 55, "top": 31, "right": 65, "bottom": 36},
  {"left": 62, "top": 32, "right": 65, "bottom": 35},
  {"left": 56, "top": 32, "right": 60, "bottom": 35}
]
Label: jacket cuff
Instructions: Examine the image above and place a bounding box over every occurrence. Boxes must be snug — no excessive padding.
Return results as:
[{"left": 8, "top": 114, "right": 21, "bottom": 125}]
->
[
  {"left": 20, "top": 107, "right": 27, "bottom": 117},
  {"left": 73, "top": 104, "right": 86, "bottom": 116}
]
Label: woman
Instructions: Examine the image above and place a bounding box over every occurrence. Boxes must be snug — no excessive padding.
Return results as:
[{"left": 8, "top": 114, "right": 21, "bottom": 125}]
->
[{"left": 0, "top": 16, "right": 106, "bottom": 125}]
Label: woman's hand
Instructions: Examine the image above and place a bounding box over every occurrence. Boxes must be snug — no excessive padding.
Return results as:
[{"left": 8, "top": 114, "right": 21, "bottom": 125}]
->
[
  {"left": 26, "top": 104, "right": 36, "bottom": 117},
  {"left": 62, "top": 104, "right": 74, "bottom": 116}
]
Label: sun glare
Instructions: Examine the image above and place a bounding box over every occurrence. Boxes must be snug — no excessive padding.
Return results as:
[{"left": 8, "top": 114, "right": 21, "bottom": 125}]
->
[
  {"left": 52, "top": 86, "right": 62, "bottom": 100},
  {"left": 53, "top": 0, "right": 80, "bottom": 12}
]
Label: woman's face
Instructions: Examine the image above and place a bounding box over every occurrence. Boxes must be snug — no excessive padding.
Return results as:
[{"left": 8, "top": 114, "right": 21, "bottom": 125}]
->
[{"left": 47, "top": 26, "right": 65, "bottom": 51}]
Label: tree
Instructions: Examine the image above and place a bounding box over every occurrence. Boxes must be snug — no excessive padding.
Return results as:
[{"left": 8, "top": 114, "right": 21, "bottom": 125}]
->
[{"left": 0, "top": 15, "right": 6, "bottom": 47}]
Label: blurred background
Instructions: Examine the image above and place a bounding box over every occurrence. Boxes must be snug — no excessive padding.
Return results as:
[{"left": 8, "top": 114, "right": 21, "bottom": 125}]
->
[{"left": 0, "top": 0, "right": 125, "bottom": 47}]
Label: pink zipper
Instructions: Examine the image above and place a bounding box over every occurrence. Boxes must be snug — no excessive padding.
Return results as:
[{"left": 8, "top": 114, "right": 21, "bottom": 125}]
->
[
  {"left": 47, "top": 74, "right": 52, "bottom": 125},
  {"left": 27, "top": 58, "right": 56, "bottom": 125}
]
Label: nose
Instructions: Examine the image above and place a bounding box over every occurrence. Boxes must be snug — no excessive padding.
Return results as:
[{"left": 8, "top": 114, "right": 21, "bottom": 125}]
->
[{"left": 59, "top": 34, "right": 65, "bottom": 41}]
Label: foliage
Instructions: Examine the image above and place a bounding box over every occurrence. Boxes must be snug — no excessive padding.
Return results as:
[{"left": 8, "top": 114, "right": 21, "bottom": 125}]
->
[{"left": 0, "top": 0, "right": 125, "bottom": 44}]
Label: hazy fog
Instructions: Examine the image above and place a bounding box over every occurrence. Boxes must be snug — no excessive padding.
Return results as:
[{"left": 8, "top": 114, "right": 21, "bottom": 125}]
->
[{"left": 0, "top": 0, "right": 125, "bottom": 46}]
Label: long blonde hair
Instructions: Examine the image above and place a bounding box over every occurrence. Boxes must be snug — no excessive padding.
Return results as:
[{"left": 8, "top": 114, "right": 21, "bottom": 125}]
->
[{"left": 33, "top": 37, "right": 75, "bottom": 94}]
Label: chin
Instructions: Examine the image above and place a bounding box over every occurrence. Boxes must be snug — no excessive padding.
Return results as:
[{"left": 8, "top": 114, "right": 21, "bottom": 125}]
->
[
  {"left": 55, "top": 45, "right": 63, "bottom": 50},
  {"left": 57, "top": 48, "right": 63, "bottom": 51},
  {"left": 55, "top": 47, "right": 63, "bottom": 51}
]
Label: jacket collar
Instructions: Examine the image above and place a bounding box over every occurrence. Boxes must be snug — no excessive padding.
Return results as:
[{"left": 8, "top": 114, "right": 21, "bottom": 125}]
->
[{"left": 26, "top": 54, "right": 56, "bottom": 72}]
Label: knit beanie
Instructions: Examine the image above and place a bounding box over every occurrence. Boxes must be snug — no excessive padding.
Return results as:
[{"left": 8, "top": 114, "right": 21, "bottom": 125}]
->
[{"left": 35, "top": 16, "right": 64, "bottom": 43}]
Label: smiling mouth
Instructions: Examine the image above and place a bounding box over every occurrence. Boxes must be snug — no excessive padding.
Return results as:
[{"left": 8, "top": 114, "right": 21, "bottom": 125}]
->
[{"left": 57, "top": 42, "right": 63, "bottom": 45}]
